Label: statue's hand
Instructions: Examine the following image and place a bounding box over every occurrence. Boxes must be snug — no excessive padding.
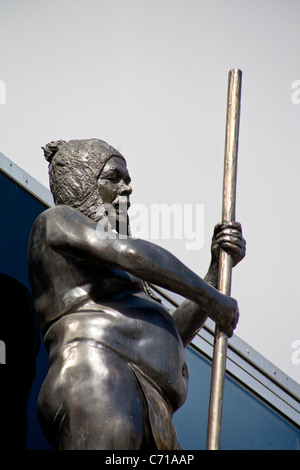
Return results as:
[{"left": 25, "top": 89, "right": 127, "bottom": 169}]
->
[
  {"left": 211, "top": 292, "right": 240, "bottom": 338},
  {"left": 211, "top": 221, "right": 246, "bottom": 267}
]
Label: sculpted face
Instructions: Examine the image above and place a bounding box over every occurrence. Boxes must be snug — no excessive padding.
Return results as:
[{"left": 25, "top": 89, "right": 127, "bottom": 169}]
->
[{"left": 97, "top": 156, "right": 132, "bottom": 233}]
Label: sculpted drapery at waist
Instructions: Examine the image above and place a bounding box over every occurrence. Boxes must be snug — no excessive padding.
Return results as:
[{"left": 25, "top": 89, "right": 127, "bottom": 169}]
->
[{"left": 43, "top": 292, "right": 188, "bottom": 412}]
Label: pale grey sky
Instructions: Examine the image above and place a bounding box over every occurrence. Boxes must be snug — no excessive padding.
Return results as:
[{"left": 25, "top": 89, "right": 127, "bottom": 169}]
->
[{"left": 1, "top": 0, "right": 300, "bottom": 384}]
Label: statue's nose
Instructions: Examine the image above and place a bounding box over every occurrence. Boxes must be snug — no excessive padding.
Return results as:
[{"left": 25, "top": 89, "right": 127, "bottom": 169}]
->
[{"left": 118, "top": 181, "right": 132, "bottom": 196}]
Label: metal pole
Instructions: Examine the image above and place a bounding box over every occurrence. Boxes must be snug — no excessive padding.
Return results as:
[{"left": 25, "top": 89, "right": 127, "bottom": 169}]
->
[{"left": 206, "top": 68, "right": 242, "bottom": 450}]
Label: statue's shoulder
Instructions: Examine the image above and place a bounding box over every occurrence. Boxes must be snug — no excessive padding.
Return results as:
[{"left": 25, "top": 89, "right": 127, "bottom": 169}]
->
[
  {"left": 31, "top": 206, "right": 83, "bottom": 240},
  {"left": 35, "top": 205, "right": 79, "bottom": 223}
]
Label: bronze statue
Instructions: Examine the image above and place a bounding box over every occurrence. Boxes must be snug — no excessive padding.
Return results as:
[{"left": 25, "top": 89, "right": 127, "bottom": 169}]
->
[{"left": 28, "top": 138, "right": 245, "bottom": 450}]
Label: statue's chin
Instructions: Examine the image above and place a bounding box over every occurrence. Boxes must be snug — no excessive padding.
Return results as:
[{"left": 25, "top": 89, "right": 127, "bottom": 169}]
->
[{"left": 82, "top": 202, "right": 130, "bottom": 236}]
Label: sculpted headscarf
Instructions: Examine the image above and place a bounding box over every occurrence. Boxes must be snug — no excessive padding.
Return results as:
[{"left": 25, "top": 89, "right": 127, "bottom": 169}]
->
[{"left": 42, "top": 138, "right": 126, "bottom": 221}]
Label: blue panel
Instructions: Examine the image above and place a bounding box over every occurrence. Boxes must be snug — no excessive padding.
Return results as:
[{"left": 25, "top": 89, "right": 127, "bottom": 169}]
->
[
  {"left": 173, "top": 347, "right": 300, "bottom": 450},
  {"left": 0, "top": 171, "right": 51, "bottom": 449},
  {"left": 222, "top": 373, "right": 300, "bottom": 450},
  {"left": 0, "top": 172, "right": 45, "bottom": 285}
]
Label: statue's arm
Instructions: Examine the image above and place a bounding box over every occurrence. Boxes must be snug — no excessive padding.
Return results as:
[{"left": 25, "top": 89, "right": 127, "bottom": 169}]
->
[
  {"left": 41, "top": 206, "right": 239, "bottom": 337},
  {"left": 171, "top": 222, "right": 246, "bottom": 346}
]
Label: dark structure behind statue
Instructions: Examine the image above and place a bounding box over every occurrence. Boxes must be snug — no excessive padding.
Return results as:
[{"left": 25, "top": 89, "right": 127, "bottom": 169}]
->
[
  {"left": 0, "top": 274, "right": 40, "bottom": 449},
  {"left": 28, "top": 138, "right": 245, "bottom": 450}
]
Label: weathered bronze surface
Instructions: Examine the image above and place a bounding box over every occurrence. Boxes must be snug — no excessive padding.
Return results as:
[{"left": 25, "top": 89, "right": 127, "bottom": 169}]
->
[{"left": 28, "top": 138, "right": 245, "bottom": 450}]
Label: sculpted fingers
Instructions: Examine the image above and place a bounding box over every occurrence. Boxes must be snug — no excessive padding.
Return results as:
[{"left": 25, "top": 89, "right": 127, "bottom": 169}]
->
[
  {"left": 212, "top": 222, "right": 246, "bottom": 266},
  {"left": 213, "top": 221, "right": 242, "bottom": 237}
]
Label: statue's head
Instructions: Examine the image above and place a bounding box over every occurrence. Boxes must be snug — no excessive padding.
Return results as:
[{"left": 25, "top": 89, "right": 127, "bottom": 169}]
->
[{"left": 43, "top": 139, "right": 131, "bottom": 228}]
